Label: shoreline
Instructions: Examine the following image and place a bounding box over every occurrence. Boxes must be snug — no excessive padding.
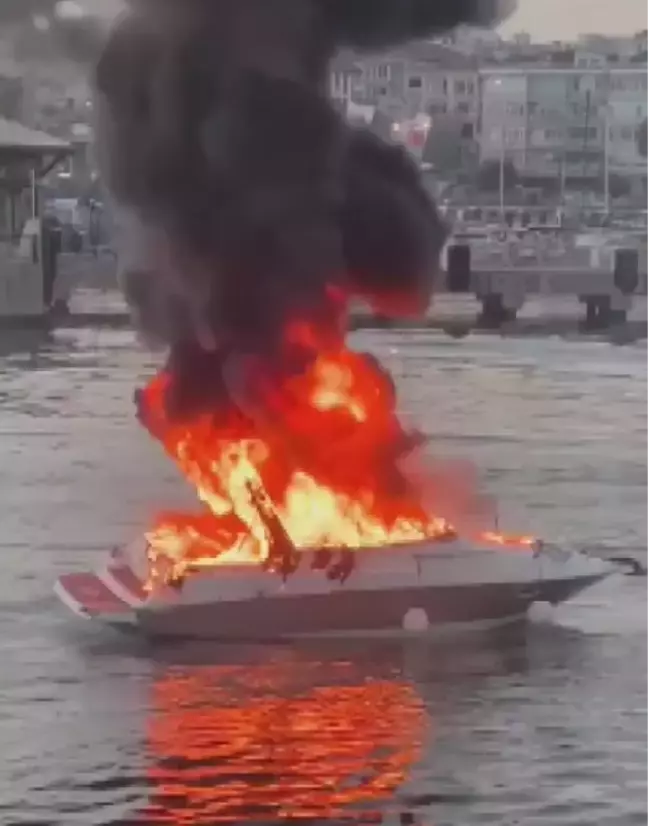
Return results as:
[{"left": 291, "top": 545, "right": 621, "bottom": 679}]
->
[
  {"left": 0, "top": 309, "right": 645, "bottom": 345},
  {"left": 0, "top": 288, "right": 646, "bottom": 344}
]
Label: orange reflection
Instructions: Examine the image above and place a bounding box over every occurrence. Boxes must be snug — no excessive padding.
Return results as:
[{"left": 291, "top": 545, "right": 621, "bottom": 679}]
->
[{"left": 140, "top": 654, "right": 427, "bottom": 823}]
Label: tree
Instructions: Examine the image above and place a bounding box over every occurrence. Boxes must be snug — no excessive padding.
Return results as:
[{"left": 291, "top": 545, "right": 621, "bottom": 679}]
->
[
  {"left": 607, "top": 173, "right": 632, "bottom": 200},
  {"left": 636, "top": 118, "right": 647, "bottom": 159},
  {"left": 421, "top": 123, "right": 463, "bottom": 173},
  {"left": 476, "top": 159, "right": 519, "bottom": 192}
]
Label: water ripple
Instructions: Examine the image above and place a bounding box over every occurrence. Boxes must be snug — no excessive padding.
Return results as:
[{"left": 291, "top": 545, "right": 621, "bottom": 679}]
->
[{"left": 0, "top": 330, "right": 645, "bottom": 825}]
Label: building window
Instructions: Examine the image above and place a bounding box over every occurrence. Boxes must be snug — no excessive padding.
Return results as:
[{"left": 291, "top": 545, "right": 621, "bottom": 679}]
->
[
  {"left": 455, "top": 80, "right": 467, "bottom": 95},
  {"left": 57, "top": 156, "right": 73, "bottom": 178},
  {"left": 377, "top": 63, "right": 390, "bottom": 80},
  {"left": 408, "top": 76, "right": 422, "bottom": 89},
  {"left": 461, "top": 123, "right": 474, "bottom": 139},
  {"left": 457, "top": 101, "right": 470, "bottom": 114},
  {"left": 506, "top": 102, "right": 524, "bottom": 116},
  {"left": 503, "top": 127, "right": 525, "bottom": 146},
  {"left": 569, "top": 126, "right": 598, "bottom": 140}
]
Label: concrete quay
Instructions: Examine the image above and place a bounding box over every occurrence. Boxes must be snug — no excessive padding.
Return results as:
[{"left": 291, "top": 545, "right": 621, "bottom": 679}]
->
[{"left": 12, "top": 288, "right": 641, "bottom": 345}]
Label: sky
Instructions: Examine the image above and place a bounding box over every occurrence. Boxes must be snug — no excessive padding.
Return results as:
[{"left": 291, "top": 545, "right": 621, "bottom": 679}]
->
[
  {"left": 32, "top": 0, "right": 648, "bottom": 42},
  {"left": 499, "top": 0, "right": 647, "bottom": 41}
]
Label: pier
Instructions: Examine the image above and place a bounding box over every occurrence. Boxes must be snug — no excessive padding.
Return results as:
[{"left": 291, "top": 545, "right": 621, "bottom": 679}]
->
[
  {"left": 31, "top": 280, "right": 648, "bottom": 345},
  {"left": 438, "top": 233, "right": 647, "bottom": 329},
  {"left": 1, "top": 240, "right": 646, "bottom": 341}
]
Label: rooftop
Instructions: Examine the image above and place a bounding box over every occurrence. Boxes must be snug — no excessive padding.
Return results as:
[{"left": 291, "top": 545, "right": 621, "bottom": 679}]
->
[
  {"left": 392, "top": 41, "right": 477, "bottom": 70},
  {"left": 0, "top": 117, "right": 70, "bottom": 154},
  {"left": 330, "top": 50, "right": 363, "bottom": 75},
  {"left": 479, "top": 62, "right": 648, "bottom": 74}
]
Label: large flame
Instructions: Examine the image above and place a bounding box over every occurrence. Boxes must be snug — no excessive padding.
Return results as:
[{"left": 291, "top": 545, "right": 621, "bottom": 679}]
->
[{"left": 139, "top": 330, "right": 532, "bottom": 590}]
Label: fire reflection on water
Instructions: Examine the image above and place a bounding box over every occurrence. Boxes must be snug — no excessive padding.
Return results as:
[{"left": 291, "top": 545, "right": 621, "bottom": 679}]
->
[{"left": 140, "top": 653, "right": 427, "bottom": 823}]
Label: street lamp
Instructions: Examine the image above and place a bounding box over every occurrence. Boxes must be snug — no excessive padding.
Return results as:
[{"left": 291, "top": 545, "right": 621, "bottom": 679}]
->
[
  {"left": 492, "top": 78, "right": 506, "bottom": 223},
  {"left": 603, "top": 104, "right": 611, "bottom": 215}
]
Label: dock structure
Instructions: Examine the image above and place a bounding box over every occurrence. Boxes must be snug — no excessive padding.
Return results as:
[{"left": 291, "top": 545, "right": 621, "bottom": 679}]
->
[
  {"left": 1, "top": 203, "right": 647, "bottom": 339},
  {"left": 438, "top": 236, "right": 647, "bottom": 330},
  {"left": 0, "top": 117, "right": 72, "bottom": 322}
]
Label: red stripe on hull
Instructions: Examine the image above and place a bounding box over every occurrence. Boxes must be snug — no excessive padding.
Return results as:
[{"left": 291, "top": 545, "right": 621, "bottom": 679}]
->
[
  {"left": 107, "top": 564, "right": 148, "bottom": 601},
  {"left": 57, "top": 573, "right": 132, "bottom": 616}
]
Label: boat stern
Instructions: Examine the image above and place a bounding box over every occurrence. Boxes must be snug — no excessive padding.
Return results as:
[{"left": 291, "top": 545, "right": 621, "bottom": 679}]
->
[
  {"left": 54, "top": 571, "right": 138, "bottom": 629},
  {"left": 54, "top": 540, "right": 149, "bottom": 630}
]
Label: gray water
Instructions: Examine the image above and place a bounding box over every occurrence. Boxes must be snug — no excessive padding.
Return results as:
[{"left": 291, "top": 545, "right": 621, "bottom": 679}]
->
[{"left": 0, "top": 327, "right": 645, "bottom": 826}]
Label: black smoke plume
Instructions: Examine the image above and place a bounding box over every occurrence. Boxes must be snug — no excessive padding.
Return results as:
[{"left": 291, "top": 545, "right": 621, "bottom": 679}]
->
[
  {"left": 88, "top": 0, "right": 515, "bottom": 418},
  {"left": 0, "top": 0, "right": 55, "bottom": 20}
]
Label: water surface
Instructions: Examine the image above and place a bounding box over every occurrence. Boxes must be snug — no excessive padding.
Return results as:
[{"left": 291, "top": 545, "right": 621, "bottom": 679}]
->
[{"left": 0, "top": 327, "right": 645, "bottom": 825}]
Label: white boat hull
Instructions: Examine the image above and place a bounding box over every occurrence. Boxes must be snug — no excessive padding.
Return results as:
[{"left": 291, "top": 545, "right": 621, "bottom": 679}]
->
[{"left": 54, "top": 538, "right": 615, "bottom": 640}]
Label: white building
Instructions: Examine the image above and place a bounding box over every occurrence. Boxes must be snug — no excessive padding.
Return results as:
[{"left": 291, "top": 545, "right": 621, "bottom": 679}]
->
[
  {"left": 607, "top": 68, "right": 648, "bottom": 175},
  {"left": 329, "top": 52, "right": 363, "bottom": 112},
  {"left": 479, "top": 64, "right": 647, "bottom": 184},
  {"left": 341, "top": 42, "right": 481, "bottom": 146},
  {"left": 577, "top": 32, "right": 648, "bottom": 61},
  {"left": 435, "top": 25, "right": 503, "bottom": 57}
]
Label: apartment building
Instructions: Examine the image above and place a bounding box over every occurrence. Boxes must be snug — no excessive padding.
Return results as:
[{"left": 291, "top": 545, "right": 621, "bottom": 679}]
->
[
  {"left": 479, "top": 64, "right": 647, "bottom": 185},
  {"left": 577, "top": 31, "right": 648, "bottom": 61},
  {"left": 607, "top": 68, "right": 648, "bottom": 175},
  {"left": 329, "top": 52, "right": 363, "bottom": 113},
  {"left": 347, "top": 43, "right": 480, "bottom": 124},
  {"left": 434, "top": 25, "right": 503, "bottom": 58}
]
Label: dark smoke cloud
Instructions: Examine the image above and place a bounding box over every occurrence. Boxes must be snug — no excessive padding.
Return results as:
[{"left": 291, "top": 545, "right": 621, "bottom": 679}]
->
[
  {"left": 88, "top": 0, "right": 515, "bottom": 417},
  {"left": 0, "top": 0, "right": 53, "bottom": 20},
  {"left": 341, "top": 128, "right": 442, "bottom": 317},
  {"left": 325, "top": 0, "right": 516, "bottom": 49}
]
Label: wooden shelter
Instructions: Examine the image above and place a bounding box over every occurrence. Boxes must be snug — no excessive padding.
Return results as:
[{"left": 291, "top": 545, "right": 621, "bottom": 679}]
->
[{"left": 0, "top": 117, "right": 71, "bottom": 239}]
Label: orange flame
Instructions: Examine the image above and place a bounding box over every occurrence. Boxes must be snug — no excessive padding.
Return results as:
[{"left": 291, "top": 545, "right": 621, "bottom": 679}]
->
[{"left": 139, "top": 336, "right": 533, "bottom": 590}]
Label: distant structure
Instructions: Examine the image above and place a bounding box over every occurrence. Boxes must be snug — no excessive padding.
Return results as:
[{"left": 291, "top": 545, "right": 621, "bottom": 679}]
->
[
  {"left": 328, "top": 26, "right": 647, "bottom": 199},
  {"left": 0, "top": 17, "right": 645, "bottom": 204},
  {"left": 0, "top": 21, "right": 96, "bottom": 198},
  {"left": 479, "top": 64, "right": 647, "bottom": 190}
]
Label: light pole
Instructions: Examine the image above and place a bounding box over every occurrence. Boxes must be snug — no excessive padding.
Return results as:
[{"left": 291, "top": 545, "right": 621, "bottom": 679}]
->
[
  {"left": 499, "top": 124, "right": 506, "bottom": 222},
  {"left": 603, "top": 104, "right": 611, "bottom": 215},
  {"left": 490, "top": 76, "right": 507, "bottom": 224}
]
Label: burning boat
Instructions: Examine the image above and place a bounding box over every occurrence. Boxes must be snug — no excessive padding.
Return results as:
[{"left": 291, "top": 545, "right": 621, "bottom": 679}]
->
[
  {"left": 54, "top": 343, "right": 614, "bottom": 640},
  {"left": 55, "top": 536, "right": 613, "bottom": 640},
  {"left": 51, "top": 0, "right": 613, "bottom": 640}
]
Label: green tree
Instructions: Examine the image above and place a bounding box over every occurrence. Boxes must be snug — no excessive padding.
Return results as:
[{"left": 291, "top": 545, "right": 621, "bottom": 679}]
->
[
  {"left": 636, "top": 118, "right": 647, "bottom": 159},
  {"left": 608, "top": 173, "right": 632, "bottom": 199},
  {"left": 421, "top": 123, "right": 463, "bottom": 173}
]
